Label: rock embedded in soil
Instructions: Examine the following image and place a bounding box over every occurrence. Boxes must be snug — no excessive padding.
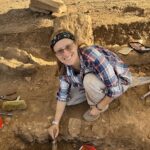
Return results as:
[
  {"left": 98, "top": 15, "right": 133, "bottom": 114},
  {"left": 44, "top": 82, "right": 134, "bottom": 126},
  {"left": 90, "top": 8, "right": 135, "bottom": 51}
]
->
[
  {"left": 14, "top": 122, "right": 51, "bottom": 143},
  {"left": 30, "top": 0, "right": 67, "bottom": 14},
  {"left": 92, "top": 124, "right": 108, "bottom": 138},
  {"left": 4, "top": 117, "right": 11, "bottom": 125},
  {"left": 68, "top": 118, "right": 81, "bottom": 138},
  {"left": 34, "top": 128, "right": 49, "bottom": 143},
  {"left": 24, "top": 77, "right": 32, "bottom": 82},
  {"left": 15, "top": 126, "right": 34, "bottom": 143},
  {"left": 145, "top": 97, "right": 150, "bottom": 106},
  {"left": 53, "top": 13, "right": 94, "bottom": 45}
]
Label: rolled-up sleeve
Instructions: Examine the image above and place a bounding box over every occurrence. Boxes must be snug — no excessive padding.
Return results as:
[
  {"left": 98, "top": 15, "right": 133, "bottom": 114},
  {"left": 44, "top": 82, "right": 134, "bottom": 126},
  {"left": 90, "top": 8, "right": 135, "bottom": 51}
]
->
[
  {"left": 56, "top": 76, "right": 71, "bottom": 102},
  {"left": 90, "top": 51, "right": 123, "bottom": 98}
]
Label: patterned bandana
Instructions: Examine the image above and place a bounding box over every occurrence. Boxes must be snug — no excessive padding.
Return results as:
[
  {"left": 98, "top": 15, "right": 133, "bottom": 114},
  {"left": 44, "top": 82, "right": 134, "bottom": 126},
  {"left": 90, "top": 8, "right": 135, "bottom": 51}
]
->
[{"left": 50, "top": 31, "right": 75, "bottom": 49}]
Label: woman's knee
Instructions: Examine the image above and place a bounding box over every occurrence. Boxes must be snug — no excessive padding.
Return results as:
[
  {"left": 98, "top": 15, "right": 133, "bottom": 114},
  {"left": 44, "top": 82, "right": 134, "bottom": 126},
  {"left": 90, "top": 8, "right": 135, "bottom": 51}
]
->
[
  {"left": 83, "top": 73, "right": 106, "bottom": 104},
  {"left": 83, "top": 73, "right": 105, "bottom": 91},
  {"left": 84, "top": 73, "right": 95, "bottom": 88}
]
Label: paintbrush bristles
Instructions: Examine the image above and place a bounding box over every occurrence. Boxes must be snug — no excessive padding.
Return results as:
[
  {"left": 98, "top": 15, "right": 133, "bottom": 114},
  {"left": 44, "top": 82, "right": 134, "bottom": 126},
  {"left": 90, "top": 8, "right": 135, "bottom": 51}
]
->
[{"left": 2, "top": 100, "right": 27, "bottom": 111}]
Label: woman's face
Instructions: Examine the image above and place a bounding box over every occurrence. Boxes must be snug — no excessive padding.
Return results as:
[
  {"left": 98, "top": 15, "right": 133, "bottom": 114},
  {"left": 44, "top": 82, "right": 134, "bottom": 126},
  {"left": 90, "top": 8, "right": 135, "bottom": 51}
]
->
[{"left": 53, "top": 38, "right": 80, "bottom": 68}]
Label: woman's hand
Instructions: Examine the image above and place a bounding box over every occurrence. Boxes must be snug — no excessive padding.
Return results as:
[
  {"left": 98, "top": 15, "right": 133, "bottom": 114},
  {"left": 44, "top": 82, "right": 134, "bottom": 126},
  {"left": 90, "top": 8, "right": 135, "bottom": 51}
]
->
[
  {"left": 48, "top": 101, "right": 66, "bottom": 140},
  {"left": 48, "top": 124, "right": 59, "bottom": 140}
]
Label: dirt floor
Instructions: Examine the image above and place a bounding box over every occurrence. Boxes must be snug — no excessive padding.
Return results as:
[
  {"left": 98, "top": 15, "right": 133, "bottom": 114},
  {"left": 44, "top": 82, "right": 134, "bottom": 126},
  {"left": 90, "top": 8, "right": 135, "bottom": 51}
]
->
[{"left": 0, "top": 0, "right": 150, "bottom": 150}]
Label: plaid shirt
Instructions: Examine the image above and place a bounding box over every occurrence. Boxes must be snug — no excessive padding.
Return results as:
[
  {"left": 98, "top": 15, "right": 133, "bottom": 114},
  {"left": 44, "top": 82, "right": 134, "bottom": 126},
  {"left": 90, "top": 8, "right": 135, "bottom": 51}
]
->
[{"left": 56, "top": 45, "right": 132, "bottom": 101}]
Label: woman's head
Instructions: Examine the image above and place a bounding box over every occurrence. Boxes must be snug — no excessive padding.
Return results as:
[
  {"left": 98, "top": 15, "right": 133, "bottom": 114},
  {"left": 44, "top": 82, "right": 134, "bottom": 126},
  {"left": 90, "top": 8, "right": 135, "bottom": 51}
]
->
[
  {"left": 50, "top": 30, "right": 76, "bottom": 50},
  {"left": 50, "top": 29, "right": 80, "bottom": 69}
]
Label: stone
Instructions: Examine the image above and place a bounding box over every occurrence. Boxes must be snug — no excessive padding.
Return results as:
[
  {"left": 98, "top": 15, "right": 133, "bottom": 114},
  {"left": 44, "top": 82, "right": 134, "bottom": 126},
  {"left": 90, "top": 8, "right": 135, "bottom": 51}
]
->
[
  {"left": 53, "top": 13, "right": 94, "bottom": 45},
  {"left": 34, "top": 129, "right": 49, "bottom": 143},
  {"left": 138, "top": 71, "right": 146, "bottom": 76},
  {"left": 30, "top": 7, "right": 50, "bottom": 14},
  {"left": 25, "top": 77, "right": 31, "bottom": 82},
  {"left": 35, "top": 0, "right": 64, "bottom": 7},
  {"left": 14, "top": 123, "right": 50, "bottom": 143},
  {"left": 68, "top": 118, "right": 81, "bottom": 138},
  {"left": 118, "top": 46, "right": 133, "bottom": 55},
  {"left": 0, "top": 47, "right": 30, "bottom": 64},
  {"left": 147, "top": 132, "right": 150, "bottom": 139},
  {"left": 15, "top": 126, "right": 34, "bottom": 143},
  {"left": 47, "top": 115, "right": 53, "bottom": 123},
  {"left": 92, "top": 124, "right": 108, "bottom": 138},
  {"left": 4, "top": 117, "right": 11, "bottom": 125},
  {"left": 30, "top": 0, "right": 67, "bottom": 13},
  {"left": 145, "top": 97, "right": 150, "bottom": 106}
]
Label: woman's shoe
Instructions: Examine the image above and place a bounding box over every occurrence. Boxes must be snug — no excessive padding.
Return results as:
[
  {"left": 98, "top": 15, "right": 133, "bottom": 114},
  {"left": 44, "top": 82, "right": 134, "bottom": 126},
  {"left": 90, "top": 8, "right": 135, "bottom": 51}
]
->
[{"left": 83, "top": 104, "right": 109, "bottom": 122}]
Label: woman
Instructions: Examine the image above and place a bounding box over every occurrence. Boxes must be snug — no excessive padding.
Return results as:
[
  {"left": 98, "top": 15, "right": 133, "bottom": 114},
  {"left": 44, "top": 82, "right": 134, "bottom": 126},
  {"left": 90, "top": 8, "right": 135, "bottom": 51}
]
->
[{"left": 48, "top": 30, "right": 132, "bottom": 140}]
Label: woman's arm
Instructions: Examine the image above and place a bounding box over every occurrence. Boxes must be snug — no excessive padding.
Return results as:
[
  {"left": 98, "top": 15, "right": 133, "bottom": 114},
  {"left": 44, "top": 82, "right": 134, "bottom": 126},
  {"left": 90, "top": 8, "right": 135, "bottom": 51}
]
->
[
  {"left": 88, "top": 47, "right": 122, "bottom": 98},
  {"left": 54, "top": 100, "right": 67, "bottom": 124},
  {"left": 48, "top": 100, "right": 66, "bottom": 140}
]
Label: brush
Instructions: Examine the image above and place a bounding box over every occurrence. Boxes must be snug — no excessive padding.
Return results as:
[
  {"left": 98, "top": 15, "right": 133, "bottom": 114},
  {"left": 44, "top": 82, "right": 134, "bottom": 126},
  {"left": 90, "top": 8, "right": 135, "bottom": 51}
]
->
[
  {"left": 2, "top": 96, "right": 27, "bottom": 111},
  {"left": 52, "top": 139, "right": 57, "bottom": 150}
]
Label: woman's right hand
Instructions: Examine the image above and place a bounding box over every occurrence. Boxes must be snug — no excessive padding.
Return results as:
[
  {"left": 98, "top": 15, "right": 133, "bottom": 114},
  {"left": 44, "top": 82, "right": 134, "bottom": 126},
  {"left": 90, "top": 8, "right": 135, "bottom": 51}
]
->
[{"left": 48, "top": 124, "right": 59, "bottom": 140}]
